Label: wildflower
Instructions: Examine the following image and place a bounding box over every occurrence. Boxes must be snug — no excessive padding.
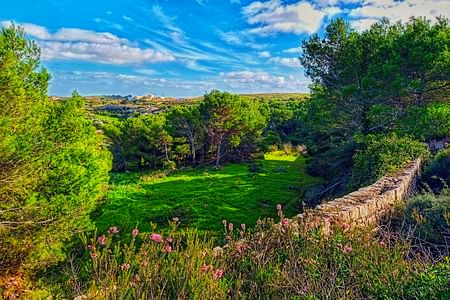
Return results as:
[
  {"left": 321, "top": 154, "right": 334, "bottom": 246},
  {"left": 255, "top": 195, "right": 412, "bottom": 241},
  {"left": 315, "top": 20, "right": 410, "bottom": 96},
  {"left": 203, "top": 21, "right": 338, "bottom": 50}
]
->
[
  {"left": 108, "top": 226, "right": 119, "bottom": 234},
  {"left": 98, "top": 235, "right": 106, "bottom": 245},
  {"left": 90, "top": 252, "right": 97, "bottom": 258},
  {"left": 282, "top": 218, "right": 289, "bottom": 227},
  {"left": 166, "top": 237, "right": 173, "bottom": 243},
  {"left": 150, "top": 233, "right": 163, "bottom": 243},
  {"left": 87, "top": 244, "right": 93, "bottom": 250},
  {"left": 120, "top": 263, "right": 130, "bottom": 271},
  {"left": 276, "top": 204, "right": 282, "bottom": 212},
  {"left": 222, "top": 220, "right": 227, "bottom": 226},
  {"left": 341, "top": 223, "right": 350, "bottom": 232},
  {"left": 240, "top": 223, "right": 246, "bottom": 231},
  {"left": 228, "top": 223, "right": 234, "bottom": 232},
  {"left": 342, "top": 245, "right": 353, "bottom": 254},
  {"left": 132, "top": 229, "right": 139, "bottom": 237},
  {"left": 200, "top": 264, "right": 212, "bottom": 273},
  {"left": 236, "top": 242, "right": 246, "bottom": 254},
  {"left": 213, "top": 246, "right": 223, "bottom": 257},
  {"left": 172, "top": 217, "right": 179, "bottom": 223},
  {"left": 164, "top": 245, "right": 173, "bottom": 253},
  {"left": 226, "top": 235, "right": 232, "bottom": 242},
  {"left": 213, "top": 269, "right": 224, "bottom": 280},
  {"left": 379, "top": 241, "right": 386, "bottom": 247},
  {"left": 240, "top": 231, "right": 245, "bottom": 238}
]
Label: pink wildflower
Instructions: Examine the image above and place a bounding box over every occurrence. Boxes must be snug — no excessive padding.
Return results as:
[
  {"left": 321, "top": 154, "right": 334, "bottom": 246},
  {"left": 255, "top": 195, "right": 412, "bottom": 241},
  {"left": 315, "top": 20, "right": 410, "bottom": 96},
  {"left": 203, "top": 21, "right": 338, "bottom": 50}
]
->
[
  {"left": 132, "top": 229, "right": 139, "bottom": 237},
  {"left": 166, "top": 237, "right": 173, "bottom": 243},
  {"left": 379, "top": 241, "right": 386, "bottom": 247},
  {"left": 240, "top": 223, "right": 246, "bottom": 231},
  {"left": 222, "top": 220, "right": 227, "bottom": 226},
  {"left": 226, "top": 235, "right": 232, "bottom": 242},
  {"left": 87, "top": 244, "right": 93, "bottom": 250},
  {"left": 164, "top": 245, "right": 173, "bottom": 253},
  {"left": 150, "top": 233, "right": 163, "bottom": 243},
  {"left": 90, "top": 252, "right": 97, "bottom": 258},
  {"left": 200, "top": 264, "right": 212, "bottom": 273},
  {"left": 342, "top": 245, "right": 353, "bottom": 254},
  {"left": 108, "top": 226, "right": 119, "bottom": 234},
  {"left": 240, "top": 231, "right": 245, "bottom": 238},
  {"left": 236, "top": 242, "right": 246, "bottom": 254},
  {"left": 213, "top": 269, "right": 224, "bottom": 280},
  {"left": 341, "top": 223, "right": 350, "bottom": 232},
  {"left": 228, "top": 223, "right": 234, "bottom": 232},
  {"left": 282, "top": 218, "right": 289, "bottom": 227},
  {"left": 276, "top": 204, "right": 282, "bottom": 212},
  {"left": 98, "top": 235, "right": 107, "bottom": 245},
  {"left": 120, "top": 263, "right": 130, "bottom": 271}
]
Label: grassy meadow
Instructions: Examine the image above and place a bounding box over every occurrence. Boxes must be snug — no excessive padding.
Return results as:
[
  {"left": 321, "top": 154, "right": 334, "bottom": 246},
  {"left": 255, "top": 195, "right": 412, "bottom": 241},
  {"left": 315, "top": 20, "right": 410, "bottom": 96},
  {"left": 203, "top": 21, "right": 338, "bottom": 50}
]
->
[{"left": 93, "top": 152, "right": 321, "bottom": 233}]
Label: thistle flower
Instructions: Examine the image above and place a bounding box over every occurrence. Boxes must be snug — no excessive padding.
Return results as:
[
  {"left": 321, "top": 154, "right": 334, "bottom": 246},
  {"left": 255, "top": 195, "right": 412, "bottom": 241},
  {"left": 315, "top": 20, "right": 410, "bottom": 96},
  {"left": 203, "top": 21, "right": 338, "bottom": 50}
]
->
[
  {"left": 132, "top": 229, "right": 139, "bottom": 237},
  {"left": 150, "top": 233, "right": 163, "bottom": 243},
  {"left": 108, "top": 226, "right": 119, "bottom": 234},
  {"left": 213, "top": 269, "right": 224, "bottom": 280},
  {"left": 98, "top": 235, "right": 107, "bottom": 245},
  {"left": 120, "top": 263, "right": 130, "bottom": 271}
]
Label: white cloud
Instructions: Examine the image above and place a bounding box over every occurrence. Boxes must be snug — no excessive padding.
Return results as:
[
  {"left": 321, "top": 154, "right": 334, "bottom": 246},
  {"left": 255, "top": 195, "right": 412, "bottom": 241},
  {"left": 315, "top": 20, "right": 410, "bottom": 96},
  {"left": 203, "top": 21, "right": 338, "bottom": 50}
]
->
[
  {"left": 258, "top": 51, "right": 271, "bottom": 58},
  {"left": 282, "top": 46, "right": 303, "bottom": 54},
  {"left": 40, "top": 41, "right": 175, "bottom": 64},
  {"left": 217, "top": 30, "right": 268, "bottom": 49},
  {"left": 269, "top": 56, "right": 301, "bottom": 67},
  {"left": 123, "top": 15, "right": 133, "bottom": 22},
  {"left": 349, "top": 0, "right": 450, "bottom": 27},
  {"left": 314, "top": 0, "right": 359, "bottom": 7},
  {"left": 220, "top": 70, "right": 309, "bottom": 92},
  {"left": 242, "top": 0, "right": 326, "bottom": 35},
  {"left": 0, "top": 21, "right": 175, "bottom": 65},
  {"left": 350, "top": 18, "right": 378, "bottom": 31}
]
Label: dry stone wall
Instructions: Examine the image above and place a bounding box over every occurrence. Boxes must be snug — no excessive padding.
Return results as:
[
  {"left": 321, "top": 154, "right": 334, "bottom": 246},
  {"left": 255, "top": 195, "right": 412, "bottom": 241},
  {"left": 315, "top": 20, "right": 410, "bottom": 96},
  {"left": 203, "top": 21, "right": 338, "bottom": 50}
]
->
[{"left": 295, "top": 158, "right": 423, "bottom": 228}]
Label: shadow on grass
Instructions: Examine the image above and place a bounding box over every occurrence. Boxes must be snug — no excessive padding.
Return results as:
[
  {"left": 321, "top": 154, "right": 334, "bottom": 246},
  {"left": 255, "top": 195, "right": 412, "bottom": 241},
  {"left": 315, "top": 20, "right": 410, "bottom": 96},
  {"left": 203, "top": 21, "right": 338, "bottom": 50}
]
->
[{"left": 93, "top": 155, "right": 322, "bottom": 234}]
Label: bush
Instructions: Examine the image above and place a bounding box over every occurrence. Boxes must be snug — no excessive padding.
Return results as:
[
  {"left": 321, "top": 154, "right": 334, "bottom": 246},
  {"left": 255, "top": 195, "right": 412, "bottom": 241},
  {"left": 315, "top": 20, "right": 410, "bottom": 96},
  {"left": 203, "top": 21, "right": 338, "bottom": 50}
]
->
[
  {"left": 422, "top": 148, "right": 450, "bottom": 193},
  {"left": 402, "top": 192, "right": 450, "bottom": 246},
  {"left": 350, "top": 133, "right": 429, "bottom": 188}
]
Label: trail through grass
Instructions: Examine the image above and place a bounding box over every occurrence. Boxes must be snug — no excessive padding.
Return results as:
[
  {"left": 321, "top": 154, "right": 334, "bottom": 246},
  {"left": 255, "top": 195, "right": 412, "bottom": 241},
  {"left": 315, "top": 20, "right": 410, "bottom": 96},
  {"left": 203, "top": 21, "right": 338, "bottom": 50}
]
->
[{"left": 93, "top": 152, "right": 322, "bottom": 233}]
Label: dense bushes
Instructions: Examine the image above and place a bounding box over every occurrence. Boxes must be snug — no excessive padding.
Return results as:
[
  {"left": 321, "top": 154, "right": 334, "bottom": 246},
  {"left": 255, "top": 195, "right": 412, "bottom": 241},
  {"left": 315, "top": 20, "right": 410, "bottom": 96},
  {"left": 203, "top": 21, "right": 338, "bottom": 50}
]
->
[
  {"left": 60, "top": 210, "right": 450, "bottom": 299},
  {"left": 350, "top": 133, "right": 429, "bottom": 188},
  {"left": 422, "top": 148, "right": 450, "bottom": 192},
  {"left": 0, "top": 26, "right": 111, "bottom": 284}
]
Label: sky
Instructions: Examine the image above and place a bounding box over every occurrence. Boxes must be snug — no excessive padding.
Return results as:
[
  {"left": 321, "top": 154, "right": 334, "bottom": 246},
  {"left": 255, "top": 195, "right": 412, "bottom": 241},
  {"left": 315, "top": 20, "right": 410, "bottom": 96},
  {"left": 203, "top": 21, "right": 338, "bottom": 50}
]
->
[{"left": 1, "top": 0, "right": 449, "bottom": 97}]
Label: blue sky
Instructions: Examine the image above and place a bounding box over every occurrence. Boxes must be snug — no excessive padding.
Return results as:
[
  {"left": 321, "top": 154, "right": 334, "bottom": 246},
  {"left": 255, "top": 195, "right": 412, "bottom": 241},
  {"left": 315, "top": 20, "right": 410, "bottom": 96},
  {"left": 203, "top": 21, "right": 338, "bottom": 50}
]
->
[{"left": 1, "top": 0, "right": 449, "bottom": 97}]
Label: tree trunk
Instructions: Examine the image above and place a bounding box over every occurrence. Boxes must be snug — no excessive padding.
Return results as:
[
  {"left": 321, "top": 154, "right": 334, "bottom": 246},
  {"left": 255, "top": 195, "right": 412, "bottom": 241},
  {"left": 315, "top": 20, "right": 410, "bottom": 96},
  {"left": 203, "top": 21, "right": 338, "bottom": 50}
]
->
[
  {"left": 190, "top": 140, "right": 196, "bottom": 165},
  {"left": 215, "top": 141, "right": 222, "bottom": 166}
]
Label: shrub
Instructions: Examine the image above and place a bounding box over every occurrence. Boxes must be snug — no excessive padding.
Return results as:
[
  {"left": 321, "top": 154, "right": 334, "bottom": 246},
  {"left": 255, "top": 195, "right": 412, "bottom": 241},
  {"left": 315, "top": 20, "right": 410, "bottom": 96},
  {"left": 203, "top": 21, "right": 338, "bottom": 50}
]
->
[
  {"left": 421, "top": 148, "right": 450, "bottom": 193},
  {"left": 58, "top": 209, "right": 443, "bottom": 299},
  {"left": 350, "top": 133, "right": 429, "bottom": 188},
  {"left": 402, "top": 192, "right": 450, "bottom": 246}
]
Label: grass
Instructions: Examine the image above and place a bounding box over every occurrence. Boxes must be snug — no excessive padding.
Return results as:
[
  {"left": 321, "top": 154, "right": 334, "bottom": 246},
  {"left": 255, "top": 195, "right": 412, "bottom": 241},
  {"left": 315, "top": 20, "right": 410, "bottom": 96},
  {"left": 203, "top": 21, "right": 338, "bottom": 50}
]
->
[{"left": 93, "top": 152, "right": 322, "bottom": 234}]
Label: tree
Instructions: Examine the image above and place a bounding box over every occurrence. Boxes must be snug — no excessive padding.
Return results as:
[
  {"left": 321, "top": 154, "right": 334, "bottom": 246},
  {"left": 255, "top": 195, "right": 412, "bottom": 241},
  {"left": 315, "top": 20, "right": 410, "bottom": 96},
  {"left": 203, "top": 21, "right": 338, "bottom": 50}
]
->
[
  {"left": 166, "top": 105, "right": 202, "bottom": 164},
  {"left": 0, "top": 26, "right": 111, "bottom": 279},
  {"left": 199, "top": 90, "right": 266, "bottom": 166}
]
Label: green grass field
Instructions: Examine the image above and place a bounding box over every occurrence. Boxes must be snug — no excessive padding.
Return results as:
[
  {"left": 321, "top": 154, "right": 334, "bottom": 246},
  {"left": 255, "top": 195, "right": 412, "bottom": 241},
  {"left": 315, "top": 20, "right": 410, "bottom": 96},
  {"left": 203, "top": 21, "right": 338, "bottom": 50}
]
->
[{"left": 93, "top": 152, "right": 321, "bottom": 233}]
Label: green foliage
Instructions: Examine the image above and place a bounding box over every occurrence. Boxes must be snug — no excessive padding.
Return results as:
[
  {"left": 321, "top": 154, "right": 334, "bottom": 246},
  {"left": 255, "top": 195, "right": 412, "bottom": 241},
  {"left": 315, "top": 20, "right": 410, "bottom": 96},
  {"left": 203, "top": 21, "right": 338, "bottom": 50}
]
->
[
  {"left": 351, "top": 133, "right": 429, "bottom": 188},
  {"left": 200, "top": 90, "right": 267, "bottom": 166},
  {"left": 402, "top": 192, "right": 450, "bottom": 245},
  {"left": 422, "top": 148, "right": 450, "bottom": 192},
  {"left": 395, "top": 103, "right": 450, "bottom": 140},
  {"left": 0, "top": 26, "right": 111, "bottom": 278}
]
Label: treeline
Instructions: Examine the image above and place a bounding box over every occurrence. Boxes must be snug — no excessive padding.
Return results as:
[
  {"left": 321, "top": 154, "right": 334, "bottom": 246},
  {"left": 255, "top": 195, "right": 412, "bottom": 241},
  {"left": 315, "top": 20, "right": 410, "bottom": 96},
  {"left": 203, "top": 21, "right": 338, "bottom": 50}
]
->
[
  {"left": 297, "top": 17, "right": 450, "bottom": 200},
  {"left": 101, "top": 91, "right": 308, "bottom": 171}
]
